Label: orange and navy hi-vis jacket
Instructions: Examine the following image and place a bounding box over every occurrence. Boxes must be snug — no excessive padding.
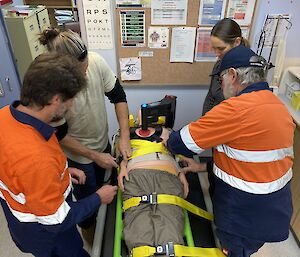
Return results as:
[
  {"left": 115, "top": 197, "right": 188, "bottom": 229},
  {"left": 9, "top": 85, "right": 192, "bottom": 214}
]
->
[
  {"left": 0, "top": 102, "right": 101, "bottom": 254},
  {"left": 167, "top": 82, "right": 295, "bottom": 242},
  {"left": 0, "top": 105, "right": 72, "bottom": 224}
]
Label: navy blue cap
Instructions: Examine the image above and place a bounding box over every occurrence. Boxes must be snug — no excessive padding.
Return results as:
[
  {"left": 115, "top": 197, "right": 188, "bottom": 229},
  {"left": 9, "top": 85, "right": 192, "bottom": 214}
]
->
[{"left": 212, "top": 45, "right": 266, "bottom": 76}]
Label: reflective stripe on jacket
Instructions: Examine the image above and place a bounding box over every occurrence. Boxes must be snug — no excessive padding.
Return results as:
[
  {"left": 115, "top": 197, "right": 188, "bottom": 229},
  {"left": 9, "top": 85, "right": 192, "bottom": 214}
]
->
[
  {"left": 166, "top": 83, "right": 295, "bottom": 241},
  {"left": 170, "top": 87, "right": 295, "bottom": 194},
  {"left": 0, "top": 106, "right": 71, "bottom": 225}
]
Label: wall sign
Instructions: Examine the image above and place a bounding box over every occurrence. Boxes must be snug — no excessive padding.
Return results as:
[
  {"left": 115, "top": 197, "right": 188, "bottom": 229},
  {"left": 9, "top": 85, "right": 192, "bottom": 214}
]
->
[
  {"left": 120, "top": 10, "right": 145, "bottom": 47},
  {"left": 82, "top": 0, "right": 113, "bottom": 49}
]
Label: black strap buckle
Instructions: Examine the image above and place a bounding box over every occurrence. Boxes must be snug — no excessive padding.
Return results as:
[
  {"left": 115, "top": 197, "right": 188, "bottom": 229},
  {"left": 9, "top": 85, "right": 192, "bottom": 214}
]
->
[
  {"left": 155, "top": 242, "right": 175, "bottom": 256},
  {"left": 140, "top": 192, "right": 157, "bottom": 204}
]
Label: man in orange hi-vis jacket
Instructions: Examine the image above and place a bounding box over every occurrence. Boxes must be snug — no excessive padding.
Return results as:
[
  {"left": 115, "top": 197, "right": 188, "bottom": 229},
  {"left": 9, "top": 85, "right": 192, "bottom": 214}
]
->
[
  {"left": 0, "top": 53, "right": 117, "bottom": 257},
  {"left": 162, "top": 45, "right": 295, "bottom": 257}
]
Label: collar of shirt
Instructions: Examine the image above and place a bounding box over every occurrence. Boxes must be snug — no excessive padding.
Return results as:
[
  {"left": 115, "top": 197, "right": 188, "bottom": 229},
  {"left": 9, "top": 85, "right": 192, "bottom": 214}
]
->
[
  {"left": 10, "top": 101, "right": 55, "bottom": 141},
  {"left": 237, "top": 81, "right": 271, "bottom": 96}
]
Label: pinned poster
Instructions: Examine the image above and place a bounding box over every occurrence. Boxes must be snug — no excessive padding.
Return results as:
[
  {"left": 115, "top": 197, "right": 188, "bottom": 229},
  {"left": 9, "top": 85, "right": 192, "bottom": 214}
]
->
[
  {"left": 82, "top": 0, "right": 113, "bottom": 49},
  {"left": 120, "top": 57, "right": 142, "bottom": 81},
  {"left": 195, "top": 28, "right": 217, "bottom": 62},
  {"left": 116, "top": 0, "right": 151, "bottom": 7},
  {"left": 151, "top": 0, "right": 188, "bottom": 25},
  {"left": 226, "top": 0, "right": 256, "bottom": 26},
  {"left": 170, "top": 27, "right": 196, "bottom": 63},
  {"left": 148, "top": 27, "right": 169, "bottom": 48},
  {"left": 120, "top": 10, "right": 145, "bottom": 47},
  {"left": 198, "top": 0, "right": 226, "bottom": 25}
]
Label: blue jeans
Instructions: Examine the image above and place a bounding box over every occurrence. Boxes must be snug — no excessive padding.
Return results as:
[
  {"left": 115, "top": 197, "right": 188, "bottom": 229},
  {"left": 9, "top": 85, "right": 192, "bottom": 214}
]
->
[
  {"left": 217, "top": 229, "right": 264, "bottom": 257},
  {"left": 69, "top": 143, "right": 111, "bottom": 228}
]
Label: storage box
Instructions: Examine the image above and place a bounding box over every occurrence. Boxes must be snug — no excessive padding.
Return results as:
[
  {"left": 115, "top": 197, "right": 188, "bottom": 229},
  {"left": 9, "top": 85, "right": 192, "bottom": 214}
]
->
[
  {"left": 291, "top": 91, "right": 300, "bottom": 111},
  {"left": 286, "top": 81, "right": 300, "bottom": 100}
]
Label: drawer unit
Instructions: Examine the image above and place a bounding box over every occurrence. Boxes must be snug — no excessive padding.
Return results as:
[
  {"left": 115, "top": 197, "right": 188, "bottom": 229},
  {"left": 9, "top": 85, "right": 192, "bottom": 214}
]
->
[
  {"left": 23, "top": 14, "right": 40, "bottom": 41},
  {"left": 4, "top": 6, "right": 50, "bottom": 79},
  {"left": 37, "top": 8, "right": 50, "bottom": 31}
]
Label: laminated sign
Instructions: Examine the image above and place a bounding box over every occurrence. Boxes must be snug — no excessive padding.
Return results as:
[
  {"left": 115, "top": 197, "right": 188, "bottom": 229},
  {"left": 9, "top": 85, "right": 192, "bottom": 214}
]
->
[{"left": 82, "top": 0, "right": 113, "bottom": 49}]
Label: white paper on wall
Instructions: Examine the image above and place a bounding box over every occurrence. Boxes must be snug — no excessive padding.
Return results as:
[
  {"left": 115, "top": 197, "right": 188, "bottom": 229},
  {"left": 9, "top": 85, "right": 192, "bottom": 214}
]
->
[
  {"left": 120, "top": 57, "right": 142, "bottom": 81},
  {"left": 226, "top": 0, "right": 256, "bottom": 26},
  {"left": 151, "top": 0, "right": 188, "bottom": 25},
  {"left": 82, "top": 0, "right": 113, "bottom": 50},
  {"left": 148, "top": 27, "right": 169, "bottom": 48},
  {"left": 170, "top": 27, "right": 196, "bottom": 63}
]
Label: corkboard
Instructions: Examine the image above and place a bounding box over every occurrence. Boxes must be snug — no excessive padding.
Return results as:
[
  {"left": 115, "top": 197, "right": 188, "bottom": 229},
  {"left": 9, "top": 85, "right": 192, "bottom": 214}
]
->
[{"left": 116, "top": 0, "right": 215, "bottom": 86}]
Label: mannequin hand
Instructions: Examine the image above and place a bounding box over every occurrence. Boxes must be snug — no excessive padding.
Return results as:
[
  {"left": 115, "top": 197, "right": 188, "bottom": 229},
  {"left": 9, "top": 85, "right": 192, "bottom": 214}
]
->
[
  {"left": 118, "top": 161, "right": 129, "bottom": 192},
  {"left": 179, "top": 172, "right": 189, "bottom": 198}
]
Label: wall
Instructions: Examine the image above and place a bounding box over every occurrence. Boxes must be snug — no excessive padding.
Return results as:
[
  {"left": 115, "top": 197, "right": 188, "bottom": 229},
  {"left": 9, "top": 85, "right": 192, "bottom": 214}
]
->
[
  {"left": 90, "top": 0, "right": 299, "bottom": 138},
  {"left": 77, "top": 0, "right": 210, "bottom": 139},
  {"left": 4, "top": 0, "right": 300, "bottom": 138}
]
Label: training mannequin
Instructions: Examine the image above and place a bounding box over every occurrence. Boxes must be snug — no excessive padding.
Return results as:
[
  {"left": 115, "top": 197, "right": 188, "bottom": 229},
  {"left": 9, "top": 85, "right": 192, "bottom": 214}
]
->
[{"left": 117, "top": 125, "right": 188, "bottom": 255}]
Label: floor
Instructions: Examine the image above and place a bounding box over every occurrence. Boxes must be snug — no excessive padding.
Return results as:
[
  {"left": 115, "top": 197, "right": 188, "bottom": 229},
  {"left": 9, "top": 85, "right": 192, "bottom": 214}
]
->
[{"left": 1, "top": 174, "right": 300, "bottom": 257}]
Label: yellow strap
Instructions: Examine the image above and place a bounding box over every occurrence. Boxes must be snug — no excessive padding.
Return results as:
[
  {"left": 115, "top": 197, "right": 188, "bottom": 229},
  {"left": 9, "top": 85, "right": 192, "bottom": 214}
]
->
[
  {"left": 132, "top": 246, "right": 155, "bottom": 257},
  {"left": 174, "top": 245, "right": 225, "bottom": 257},
  {"left": 123, "top": 194, "right": 213, "bottom": 221},
  {"left": 158, "top": 194, "right": 213, "bottom": 221},
  {"left": 123, "top": 197, "right": 142, "bottom": 211},
  {"left": 132, "top": 244, "right": 225, "bottom": 257},
  {"left": 129, "top": 139, "right": 169, "bottom": 160}
]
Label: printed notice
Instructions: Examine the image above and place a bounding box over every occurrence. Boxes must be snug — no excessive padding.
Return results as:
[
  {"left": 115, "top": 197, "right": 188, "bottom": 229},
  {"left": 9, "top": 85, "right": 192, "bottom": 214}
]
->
[
  {"left": 82, "top": 0, "right": 113, "bottom": 49},
  {"left": 151, "top": 0, "right": 188, "bottom": 25},
  {"left": 198, "top": 0, "right": 226, "bottom": 25},
  {"left": 226, "top": 0, "right": 256, "bottom": 26},
  {"left": 195, "top": 28, "right": 217, "bottom": 62},
  {"left": 120, "top": 10, "right": 145, "bottom": 47},
  {"left": 120, "top": 57, "right": 142, "bottom": 81},
  {"left": 116, "top": 0, "right": 151, "bottom": 7},
  {"left": 170, "top": 27, "right": 196, "bottom": 63},
  {"left": 139, "top": 51, "right": 154, "bottom": 57},
  {"left": 148, "top": 27, "right": 169, "bottom": 48}
]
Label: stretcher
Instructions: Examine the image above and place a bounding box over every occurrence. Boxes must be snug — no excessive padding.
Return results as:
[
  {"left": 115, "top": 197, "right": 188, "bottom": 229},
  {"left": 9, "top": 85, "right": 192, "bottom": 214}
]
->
[
  {"left": 92, "top": 169, "right": 221, "bottom": 257},
  {"left": 90, "top": 96, "right": 224, "bottom": 257}
]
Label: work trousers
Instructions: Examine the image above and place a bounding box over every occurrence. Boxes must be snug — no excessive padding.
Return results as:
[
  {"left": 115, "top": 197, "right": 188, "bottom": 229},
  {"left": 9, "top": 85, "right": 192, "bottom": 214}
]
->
[
  {"left": 123, "top": 169, "right": 185, "bottom": 257},
  {"left": 0, "top": 198, "right": 90, "bottom": 257},
  {"left": 69, "top": 143, "right": 111, "bottom": 228},
  {"left": 216, "top": 229, "right": 264, "bottom": 257}
]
